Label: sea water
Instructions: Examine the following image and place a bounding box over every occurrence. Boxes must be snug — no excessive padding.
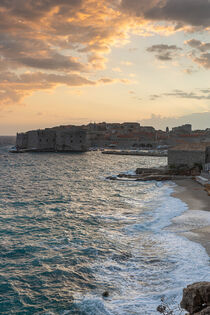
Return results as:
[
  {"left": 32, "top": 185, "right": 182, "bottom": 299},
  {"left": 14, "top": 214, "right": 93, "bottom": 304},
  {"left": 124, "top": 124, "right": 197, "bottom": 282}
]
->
[{"left": 0, "top": 147, "right": 209, "bottom": 314}]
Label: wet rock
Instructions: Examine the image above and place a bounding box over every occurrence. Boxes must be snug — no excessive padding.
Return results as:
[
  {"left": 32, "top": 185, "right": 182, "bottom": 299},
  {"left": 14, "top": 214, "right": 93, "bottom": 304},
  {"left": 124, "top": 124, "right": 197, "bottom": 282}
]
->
[
  {"left": 102, "top": 291, "right": 109, "bottom": 298},
  {"left": 156, "top": 304, "right": 166, "bottom": 313},
  {"left": 106, "top": 176, "right": 117, "bottom": 180},
  {"left": 180, "top": 282, "right": 210, "bottom": 314},
  {"left": 194, "top": 306, "right": 210, "bottom": 314}
]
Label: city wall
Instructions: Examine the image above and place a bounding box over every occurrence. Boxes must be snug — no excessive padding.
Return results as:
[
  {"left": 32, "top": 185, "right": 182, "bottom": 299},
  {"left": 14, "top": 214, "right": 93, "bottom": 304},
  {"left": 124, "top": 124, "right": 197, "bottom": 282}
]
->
[{"left": 16, "top": 127, "right": 87, "bottom": 152}]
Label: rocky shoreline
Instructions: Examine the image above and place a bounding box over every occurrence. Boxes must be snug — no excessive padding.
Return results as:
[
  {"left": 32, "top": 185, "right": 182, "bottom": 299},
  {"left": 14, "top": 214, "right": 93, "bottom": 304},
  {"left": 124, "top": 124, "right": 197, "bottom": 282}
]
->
[
  {"left": 106, "top": 165, "right": 201, "bottom": 181},
  {"left": 156, "top": 282, "right": 210, "bottom": 314},
  {"left": 181, "top": 282, "right": 210, "bottom": 315}
]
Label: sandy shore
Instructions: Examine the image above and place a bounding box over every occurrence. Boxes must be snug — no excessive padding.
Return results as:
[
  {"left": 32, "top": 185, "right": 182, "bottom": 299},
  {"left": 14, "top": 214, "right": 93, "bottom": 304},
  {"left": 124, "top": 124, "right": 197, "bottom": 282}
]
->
[{"left": 172, "top": 179, "right": 210, "bottom": 256}]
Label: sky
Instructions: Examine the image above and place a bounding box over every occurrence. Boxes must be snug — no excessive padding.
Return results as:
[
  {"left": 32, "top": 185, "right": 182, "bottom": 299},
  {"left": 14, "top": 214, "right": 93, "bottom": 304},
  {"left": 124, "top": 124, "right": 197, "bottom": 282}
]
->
[{"left": 0, "top": 0, "right": 210, "bottom": 135}]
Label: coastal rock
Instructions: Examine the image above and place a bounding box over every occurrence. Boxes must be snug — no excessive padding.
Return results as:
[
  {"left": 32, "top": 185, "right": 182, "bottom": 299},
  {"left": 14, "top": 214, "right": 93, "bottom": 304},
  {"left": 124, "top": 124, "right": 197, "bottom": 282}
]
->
[
  {"left": 102, "top": 291, "right": 109, "bottom": 298},
  {"left": 194, "top": 306, "right": 210, "bottom": 315},
  {"left": 180, "top": 282, "right": 210, "bottom": 314}
]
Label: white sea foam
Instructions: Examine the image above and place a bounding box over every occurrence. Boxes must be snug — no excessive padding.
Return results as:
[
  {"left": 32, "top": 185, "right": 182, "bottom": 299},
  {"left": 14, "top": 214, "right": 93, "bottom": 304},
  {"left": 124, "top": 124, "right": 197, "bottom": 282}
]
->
[
  {"left": 86, "top": 182, "right": 210, "bottom": 315},
  {"left": 169, "top": 210, "right": 210, "bottom": 232}
]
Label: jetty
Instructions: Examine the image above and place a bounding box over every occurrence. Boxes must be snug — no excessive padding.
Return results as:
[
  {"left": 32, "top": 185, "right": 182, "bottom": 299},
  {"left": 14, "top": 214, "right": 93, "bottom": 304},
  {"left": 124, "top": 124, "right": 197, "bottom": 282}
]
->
[{"left": 102, "top": 150, "right": 167, "bottom": 157}]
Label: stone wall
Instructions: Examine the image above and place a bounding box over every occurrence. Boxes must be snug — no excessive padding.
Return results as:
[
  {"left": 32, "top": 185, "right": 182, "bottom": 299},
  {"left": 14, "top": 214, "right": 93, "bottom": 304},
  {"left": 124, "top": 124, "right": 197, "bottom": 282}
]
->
[
  {"left": 16, "top": 132, "right": 28, "bottom": 148},
  {"left": 206, "top": 146, "right": 210, "bottom": 163},
  {"left": 16, "top": 127, "right": 87, "bottom": 152},
  {"left": 168, "top": 149, "right": 206, "bottom": 168},
  {"left": 36, "top": 129, "right": 56, "bottom": 151},
  {"left": 27, "top": 130, "right": 40, "bottom": 149},
  {"left": 55, "top": 129, "right": 87, "bottom": 151}
]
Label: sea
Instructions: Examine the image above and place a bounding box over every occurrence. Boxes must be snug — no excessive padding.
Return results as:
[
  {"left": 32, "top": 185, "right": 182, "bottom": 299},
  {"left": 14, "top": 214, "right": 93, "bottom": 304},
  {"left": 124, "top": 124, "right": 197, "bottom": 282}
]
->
[{"left": 0, "top": 146, "right": 210, "bottom": 315}]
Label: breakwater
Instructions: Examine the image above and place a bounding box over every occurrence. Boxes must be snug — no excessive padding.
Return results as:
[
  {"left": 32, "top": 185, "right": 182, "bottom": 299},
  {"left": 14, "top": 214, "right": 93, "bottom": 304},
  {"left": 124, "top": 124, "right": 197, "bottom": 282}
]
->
[{"left": 102, "top": 149, "right": 168, "bottom": 157}]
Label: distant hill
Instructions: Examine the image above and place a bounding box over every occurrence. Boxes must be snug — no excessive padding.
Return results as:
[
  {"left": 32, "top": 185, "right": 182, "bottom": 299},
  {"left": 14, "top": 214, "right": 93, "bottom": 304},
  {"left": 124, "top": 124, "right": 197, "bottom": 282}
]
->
[{"left": 0, "top": 136, "right": 16, "bottom": 146}]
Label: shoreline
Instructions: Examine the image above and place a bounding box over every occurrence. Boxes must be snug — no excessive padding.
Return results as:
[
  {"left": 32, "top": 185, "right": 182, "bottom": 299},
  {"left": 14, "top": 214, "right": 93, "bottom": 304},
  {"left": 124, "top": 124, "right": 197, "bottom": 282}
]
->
[{"left": 172, "top": 178, "right": 210, "bottom": 256}]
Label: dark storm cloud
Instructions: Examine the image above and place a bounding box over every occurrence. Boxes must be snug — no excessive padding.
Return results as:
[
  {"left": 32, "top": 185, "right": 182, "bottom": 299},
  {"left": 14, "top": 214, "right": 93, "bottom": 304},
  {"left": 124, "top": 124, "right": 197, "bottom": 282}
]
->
[{"left": 147, "top": 44, "right": 182, "bottom": 60}]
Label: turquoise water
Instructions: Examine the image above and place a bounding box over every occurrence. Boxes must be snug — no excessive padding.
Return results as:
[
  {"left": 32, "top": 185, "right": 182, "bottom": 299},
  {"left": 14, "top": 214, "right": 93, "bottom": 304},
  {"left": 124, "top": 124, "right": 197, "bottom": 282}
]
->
[{"left": 0, "top": 147, "right": 209, "bottom": 314}]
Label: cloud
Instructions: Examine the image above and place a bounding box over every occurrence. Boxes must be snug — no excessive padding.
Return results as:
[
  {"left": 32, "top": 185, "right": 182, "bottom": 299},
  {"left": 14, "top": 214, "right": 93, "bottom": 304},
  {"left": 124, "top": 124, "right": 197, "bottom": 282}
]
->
[
  {"left": 147, "top": 44, "right": 182, "bottom": 60},
  {"left": 186, "top": 39, "right": 210, "bottom": 52},
  {"left": 0, "top": 0, "right": 137, "bottom": 105},
  {"left": 193, "top": 53, "right": 210, "bottom": 69},
  {"left": 120, "top": 0, "right": 166, "bottom": 17},
  {"left": 150, "top": 94, "right": 161, "bottom": 100},
  {"left": 120, "top": 0, "right": 210, "bottom": 29},
  {"left": 165, "top": 89, "right": 210, "bottom": 99},
  {"left": 0, "top": 0, "right": 210, "bottom": 107},
  {"left": 149, "top": 88, "right": 210, "bottom": 100},
  {"left": 185, "top": 39, "right": 210, "bottom": 69},
  {"left": 145, "top": 0, "right": 210, "bottom": 28},
  {"left": 0, "top": 71, "right": 130, "bottom": 105}
]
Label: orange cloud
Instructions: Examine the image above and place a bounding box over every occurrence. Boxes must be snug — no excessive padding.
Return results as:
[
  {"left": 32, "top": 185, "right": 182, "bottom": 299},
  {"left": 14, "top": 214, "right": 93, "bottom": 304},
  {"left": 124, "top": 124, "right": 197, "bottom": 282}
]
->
[{"left": 0, "top": 0, "right": 209, "bottom": 106}]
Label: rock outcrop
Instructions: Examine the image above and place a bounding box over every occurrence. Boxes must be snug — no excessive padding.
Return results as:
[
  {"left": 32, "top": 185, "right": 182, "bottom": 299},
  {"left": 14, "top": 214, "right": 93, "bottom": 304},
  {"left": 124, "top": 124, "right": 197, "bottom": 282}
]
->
[{"left": 180, "top": 282, "right": 210, "bottom": 315}]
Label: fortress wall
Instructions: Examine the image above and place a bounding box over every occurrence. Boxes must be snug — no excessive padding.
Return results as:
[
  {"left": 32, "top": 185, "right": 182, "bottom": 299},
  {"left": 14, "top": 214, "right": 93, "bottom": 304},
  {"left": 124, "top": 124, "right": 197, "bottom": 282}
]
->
[
  {"left": 37, "top": 129, "right": 56, "bottom": 151},
  {"left": 27, "top": 131, "right": 39, "bottom": 149},
  {"left": 168, "top": 150, "right": 206, "bottom": 168},
  {"left": 55, "top": 129, "right": 87, "bottom": 151},
  {"left": 16, "top": 133, "right": 28, "bottom": 148},
  {"left": 15, "top": 127, "right": 87, "bottom": 152}
]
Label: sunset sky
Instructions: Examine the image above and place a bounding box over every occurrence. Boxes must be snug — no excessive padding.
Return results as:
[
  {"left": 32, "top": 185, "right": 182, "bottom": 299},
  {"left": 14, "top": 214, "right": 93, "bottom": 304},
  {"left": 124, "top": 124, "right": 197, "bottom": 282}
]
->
[{"left": 1, "top": 0, "right": 210, "bottom": 134}]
